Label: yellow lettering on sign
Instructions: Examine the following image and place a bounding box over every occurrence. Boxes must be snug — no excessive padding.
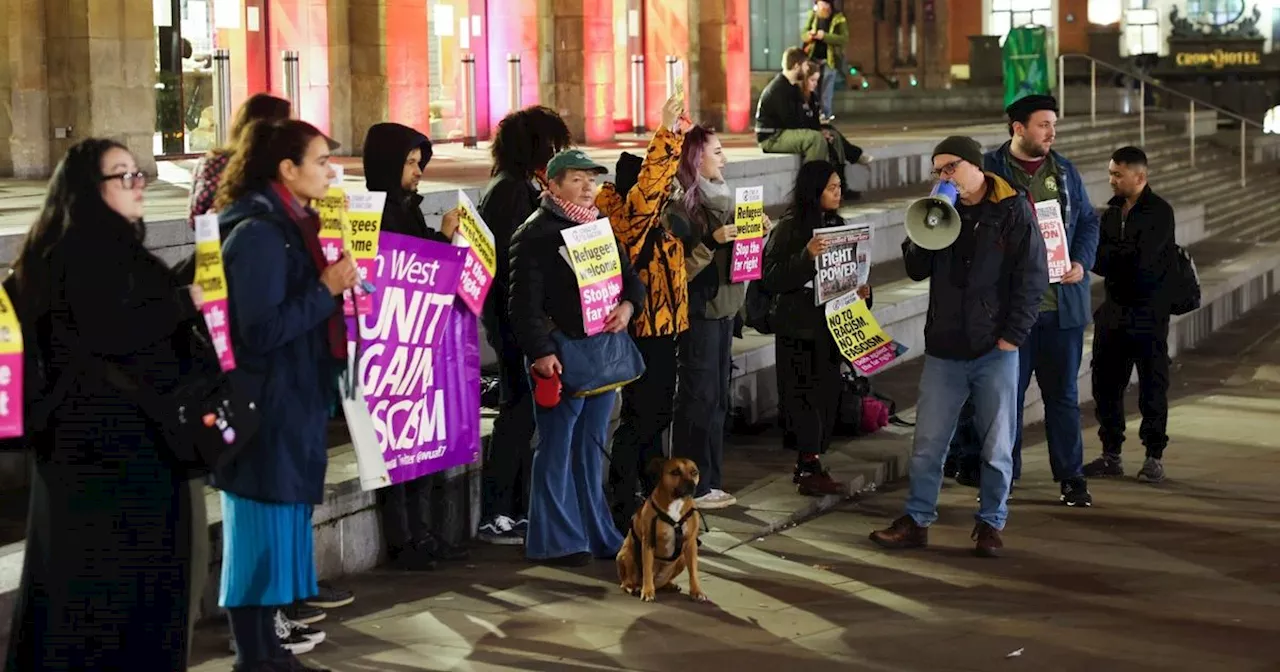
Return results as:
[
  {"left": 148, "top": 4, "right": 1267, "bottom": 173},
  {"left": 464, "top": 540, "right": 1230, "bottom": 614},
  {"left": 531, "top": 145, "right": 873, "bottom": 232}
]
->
[{"left": 1174, "top": 49, "right": 1262, "bottom": 69}]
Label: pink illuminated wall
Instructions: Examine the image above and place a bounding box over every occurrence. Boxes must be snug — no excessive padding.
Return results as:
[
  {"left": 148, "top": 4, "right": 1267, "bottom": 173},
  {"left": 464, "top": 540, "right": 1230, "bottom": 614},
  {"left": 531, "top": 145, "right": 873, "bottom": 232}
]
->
[
  {"left": 584, "top": 0, "right": 615, "bottom": 144},
  {"left": 725, "top": 0, "right": 751, "bottom": 133},
  {"left": 387, "top": 1, "right": 432, "bottom": 132},
  {"left": 268, "top": 0, "right": 332, "bottom": 133},
  {"left": 642, "top": 0, "right": 689, "bottom": 130},
  {"left": 213, "top": 0, "right": 270, "bottom": 116},
  {"left": 485, "top": 1, "right": 540, "bottom": 126}
]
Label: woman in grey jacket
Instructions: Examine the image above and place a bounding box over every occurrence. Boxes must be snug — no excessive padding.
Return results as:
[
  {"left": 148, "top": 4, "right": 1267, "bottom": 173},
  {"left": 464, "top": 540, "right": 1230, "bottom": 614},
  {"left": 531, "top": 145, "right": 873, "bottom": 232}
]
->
[{"left": 666, "top": 126, "right": 763, "bottom": 510}]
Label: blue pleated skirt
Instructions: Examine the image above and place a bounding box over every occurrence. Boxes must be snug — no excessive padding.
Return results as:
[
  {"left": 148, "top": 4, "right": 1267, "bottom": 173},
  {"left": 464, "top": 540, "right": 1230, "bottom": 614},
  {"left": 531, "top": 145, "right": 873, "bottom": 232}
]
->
[{"left": 218, "top": 492, "right": 318, "bottom": 608}]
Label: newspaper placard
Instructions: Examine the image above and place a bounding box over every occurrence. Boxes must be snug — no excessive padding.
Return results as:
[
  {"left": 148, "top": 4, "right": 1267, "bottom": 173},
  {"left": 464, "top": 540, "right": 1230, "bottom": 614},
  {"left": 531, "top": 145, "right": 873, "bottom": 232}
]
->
[
  {"left": 730, "top": 186, "right": 765, "bottom": 282},
  {"left": 824, "top": 292, "right": 908, "bottom": 376},
  {"left": 343, "top": 191, "right": 386, "bottom": 316},
  {"left": 1034, "top": 199, "right": 1070, "bottom": 284},
  {"left": 314, "top": 165, "right": 346, "bottom": 265},
  {"left": 813, "top": 221, "right": 872, "bottom": 305},
  {"left": 561, "top": 218, "right": 623, "bottom": 336},
  {"left": 193, "top": 213, "right": 236, "bottom": 371},
  {"left": 453, "top": 189, "right": 496, "bottom": 315}
]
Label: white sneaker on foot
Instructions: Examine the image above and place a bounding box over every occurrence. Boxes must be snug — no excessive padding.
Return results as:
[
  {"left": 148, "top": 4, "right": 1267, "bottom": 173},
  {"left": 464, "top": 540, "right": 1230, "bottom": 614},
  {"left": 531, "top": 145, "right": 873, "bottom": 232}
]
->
[{"left": 694, "top": 489, "right": 738, "bottom": 510}]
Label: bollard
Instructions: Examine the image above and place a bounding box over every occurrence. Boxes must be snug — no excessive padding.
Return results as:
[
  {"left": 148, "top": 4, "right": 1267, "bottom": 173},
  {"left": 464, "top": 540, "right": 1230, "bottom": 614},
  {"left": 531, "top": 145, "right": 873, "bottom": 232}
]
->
[
  {"left": 630, "top": 54, "right": 646, "bottom": 135},
  {"left": 213, "top": 49, "right": 232, "bottom": 147},
  {"left": 462, "top": 52, "right": 478, "bottom": 148},
  {"left": 664, "top": 54, "right": 679, "bottom": 100},
  {"left": 282, "top": 50, "right": 301, "bottom": 114},
  {"left": 507, "top": 53, "right": 522, "bottom": 112}
]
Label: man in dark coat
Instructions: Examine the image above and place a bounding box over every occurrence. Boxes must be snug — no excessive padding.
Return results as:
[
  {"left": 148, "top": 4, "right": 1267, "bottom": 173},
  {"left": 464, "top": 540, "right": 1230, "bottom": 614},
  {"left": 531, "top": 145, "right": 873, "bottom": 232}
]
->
[{"left": 360, "top": 122, "right": 467, "bottom": 569}]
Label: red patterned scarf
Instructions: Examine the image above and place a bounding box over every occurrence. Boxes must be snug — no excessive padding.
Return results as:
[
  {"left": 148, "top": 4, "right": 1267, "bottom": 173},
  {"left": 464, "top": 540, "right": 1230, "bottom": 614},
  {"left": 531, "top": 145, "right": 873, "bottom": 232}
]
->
[
  {"left": 271, "top": 182, "right": 346, "bottom": 360},
  {"left": 551, "top": 194, "right": 600, "bottom": 224}
]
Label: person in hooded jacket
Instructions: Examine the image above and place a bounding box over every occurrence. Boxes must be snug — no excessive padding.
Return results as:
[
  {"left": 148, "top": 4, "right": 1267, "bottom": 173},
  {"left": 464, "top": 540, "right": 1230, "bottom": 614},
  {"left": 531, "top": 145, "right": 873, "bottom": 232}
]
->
[
  {"left": 360, "top": 122, "right": 467, "bottom": 570},
  {"left": 212, "top": 118, "right": 359, "bottom": 672},
  {"left": 474, "top": 106, "right": 572, "bottom": 546}
]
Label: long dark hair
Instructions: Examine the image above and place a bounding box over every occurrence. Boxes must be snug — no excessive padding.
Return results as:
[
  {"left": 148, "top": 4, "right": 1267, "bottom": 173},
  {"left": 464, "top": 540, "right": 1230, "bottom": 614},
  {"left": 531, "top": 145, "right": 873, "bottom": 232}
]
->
[
  {"left": 490, "top": 105, "right": 571, "bottom": 179},
  {"left": 786, "top": 160, "right": 841, "bottom": 229},
  {"left": 11, "top": 138, "right": 142, "bottom": 316},
  {"left": 215, "top": 119, "right": 327, "bottom": 210},
  {"left": 216, "top": 93, "right": 292, "bottom": 157}
]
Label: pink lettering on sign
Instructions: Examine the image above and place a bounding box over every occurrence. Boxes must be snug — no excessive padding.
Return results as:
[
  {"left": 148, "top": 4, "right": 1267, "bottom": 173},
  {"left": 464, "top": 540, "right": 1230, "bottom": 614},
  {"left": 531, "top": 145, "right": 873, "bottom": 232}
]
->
[
  {"left": 202, "top": 301, "right": 237, "bottom": 371},
  {"left": 457, "top": 251, "right": 493, "bottom": 315},
  {"left": 731, "top": 237, "right": 764, "bottom": 282},
  {"left": 0, "top": 357, "right": 21, "bottom": 438},
  {"left": 580, "top": 276, "right": 623, "bottom": 336}
]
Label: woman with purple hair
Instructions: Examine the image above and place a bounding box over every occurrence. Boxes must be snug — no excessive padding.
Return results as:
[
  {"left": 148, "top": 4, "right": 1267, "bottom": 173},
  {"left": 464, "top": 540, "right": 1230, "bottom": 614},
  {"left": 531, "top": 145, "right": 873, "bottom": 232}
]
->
[{"left": 664, "top": 125, "right": 768, "bottom": 510}]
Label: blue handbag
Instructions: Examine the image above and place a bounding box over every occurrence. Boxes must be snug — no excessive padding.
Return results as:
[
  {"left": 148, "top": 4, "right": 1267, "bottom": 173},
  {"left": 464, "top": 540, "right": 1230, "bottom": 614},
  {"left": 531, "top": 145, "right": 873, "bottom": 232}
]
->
[{"left": 551, "top": 330, "right": 646, "bottom": 397}]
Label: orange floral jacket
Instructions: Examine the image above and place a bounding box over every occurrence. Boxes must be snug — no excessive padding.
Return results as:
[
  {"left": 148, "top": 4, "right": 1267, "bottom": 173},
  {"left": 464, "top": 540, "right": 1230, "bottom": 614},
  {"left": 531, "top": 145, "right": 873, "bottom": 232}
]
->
[{"left": 595, "top": 127, "right": 688, "bottom": 338}]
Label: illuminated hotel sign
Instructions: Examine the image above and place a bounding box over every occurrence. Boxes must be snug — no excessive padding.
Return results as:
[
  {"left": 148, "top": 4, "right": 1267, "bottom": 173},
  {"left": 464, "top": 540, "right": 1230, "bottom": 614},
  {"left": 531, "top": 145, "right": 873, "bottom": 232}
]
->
[{"left": 1172, "top": 48, "right": 1263, "bottom": 69}]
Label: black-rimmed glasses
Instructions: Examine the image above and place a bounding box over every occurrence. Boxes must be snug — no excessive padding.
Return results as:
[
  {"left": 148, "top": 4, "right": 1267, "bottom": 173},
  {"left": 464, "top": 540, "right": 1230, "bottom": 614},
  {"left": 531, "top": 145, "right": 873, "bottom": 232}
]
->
[
  {"left": 102, "top": 171, "right": 150, "bottom": 190},
  {"left": 930, "top": 160, "right": 961, "bottom": 180}
]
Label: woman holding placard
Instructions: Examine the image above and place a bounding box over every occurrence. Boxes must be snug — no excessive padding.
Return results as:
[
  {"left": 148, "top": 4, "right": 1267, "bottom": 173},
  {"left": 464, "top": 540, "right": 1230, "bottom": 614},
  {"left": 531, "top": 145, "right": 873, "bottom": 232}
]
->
[
  {"left": 664, "top": 125, "right": 759, "bottom": 510},
  {"left": 5, "top": 139, "right": 207, "bottom": 670},
  {"left": 761, "top": 161, "right": 872, "bottom": 498},
  {"left": 212, "top": 119, "right": 359, "bottom": 671}
]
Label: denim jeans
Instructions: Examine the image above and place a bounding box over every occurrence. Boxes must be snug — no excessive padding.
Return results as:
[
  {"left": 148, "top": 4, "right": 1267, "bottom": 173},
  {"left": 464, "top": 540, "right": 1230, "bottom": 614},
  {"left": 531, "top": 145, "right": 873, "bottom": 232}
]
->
[
  {"left": 1013, "top": 311, "right": 1085, "bottom": 481},
  {"left": 904, "top": 348, "right": 1019, "bottom": 530},
  {"left": 526, "top": 392, "right": 624, "bottom": 561},
  {"left": 819, "top": 63, "right": 837, "bottom": 118}
]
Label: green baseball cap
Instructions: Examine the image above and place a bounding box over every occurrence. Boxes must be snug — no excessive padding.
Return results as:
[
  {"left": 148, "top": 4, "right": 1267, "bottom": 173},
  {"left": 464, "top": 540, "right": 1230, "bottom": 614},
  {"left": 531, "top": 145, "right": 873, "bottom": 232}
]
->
[{"left": 546, "top": 149, "right": 608, "bottom": 179}]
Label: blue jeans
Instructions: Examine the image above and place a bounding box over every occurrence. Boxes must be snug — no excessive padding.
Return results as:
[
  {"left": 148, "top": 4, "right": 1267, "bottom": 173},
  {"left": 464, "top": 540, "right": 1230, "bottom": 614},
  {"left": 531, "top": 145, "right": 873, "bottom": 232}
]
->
[
  {"left": 526, "top": 392, "right": 624, "bottom": 560},
  {"left": 1013, "top": 311, "right": 1085, "bottom": 482},
  {"left": 819, "top": 64, "right": 837, "bottom": 118},
  {"left": 905, "top": 348, "right": 1019, "bottom": 530}
]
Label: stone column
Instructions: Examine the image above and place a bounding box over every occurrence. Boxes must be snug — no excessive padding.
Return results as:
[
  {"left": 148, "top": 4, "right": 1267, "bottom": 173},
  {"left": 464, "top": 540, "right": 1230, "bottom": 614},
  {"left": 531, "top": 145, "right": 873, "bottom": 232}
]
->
[
  {"left": 691, "top": 0, "right": 751, "bottom": 132},
  {"left": 542, "top": 0, "right": 613, "bottom": 144},
  {"left": 3, "top": 0, "right": 50, "bottom": 178}
]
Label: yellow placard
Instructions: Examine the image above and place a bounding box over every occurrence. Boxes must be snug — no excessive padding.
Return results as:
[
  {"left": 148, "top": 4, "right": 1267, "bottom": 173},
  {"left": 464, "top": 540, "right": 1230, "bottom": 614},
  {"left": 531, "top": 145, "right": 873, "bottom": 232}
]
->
[
  {"left": 343, "top": 191, "right": 386, "bottom": 260},
  {"left": 562, "top": 219, "right": 621, "bottom": 288},
  {"left": 825, "top": 294, "right": 892, "bottom": 363},
  {"left": 734, "top": 186, "right": 765, "bottom": 239},
  {"left": 193, "top": 213, "right": 229, "bottom": 303},
  {"left": 456, "top": 190, "right": 496, "bottom": 275},
  {"left": 314, "top": 185, "right": 346, "bottom": 240},
  {"left": 0, "top": 283, "right": 22, "bottom": 357}
]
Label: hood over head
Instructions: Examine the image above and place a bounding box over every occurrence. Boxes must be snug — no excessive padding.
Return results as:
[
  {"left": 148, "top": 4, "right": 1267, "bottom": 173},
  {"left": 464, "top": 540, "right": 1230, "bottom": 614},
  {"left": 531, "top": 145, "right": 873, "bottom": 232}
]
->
[{"left": 361, "top": 122, "right": 433, "bottom": 194}]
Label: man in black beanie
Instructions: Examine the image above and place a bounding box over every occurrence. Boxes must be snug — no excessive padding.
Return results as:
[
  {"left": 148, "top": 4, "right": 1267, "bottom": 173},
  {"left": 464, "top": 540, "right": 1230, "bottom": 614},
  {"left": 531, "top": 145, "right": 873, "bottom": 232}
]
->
[
  {"left": 870, "top": 136, "right": 1047, "bottom": 557},
  {"left": 982, "top": 94, "right": 1100, "bottom": 507}
]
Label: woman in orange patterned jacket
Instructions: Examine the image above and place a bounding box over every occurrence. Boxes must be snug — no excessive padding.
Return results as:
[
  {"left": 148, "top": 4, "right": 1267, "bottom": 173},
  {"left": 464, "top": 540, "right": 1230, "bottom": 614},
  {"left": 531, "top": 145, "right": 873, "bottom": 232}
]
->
[{"left": 595, "top": 93, "right": 691, "bottom": 533}]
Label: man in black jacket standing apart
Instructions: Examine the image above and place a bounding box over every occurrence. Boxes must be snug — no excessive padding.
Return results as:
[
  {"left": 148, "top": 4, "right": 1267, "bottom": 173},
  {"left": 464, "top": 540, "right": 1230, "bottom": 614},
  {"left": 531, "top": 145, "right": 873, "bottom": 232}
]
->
[
  {"left": 1086, "top": 146, "right": 1176, "bottom": 483},
  {"left": 870, "top": 136, "right": 1047, "bottom": 558}
]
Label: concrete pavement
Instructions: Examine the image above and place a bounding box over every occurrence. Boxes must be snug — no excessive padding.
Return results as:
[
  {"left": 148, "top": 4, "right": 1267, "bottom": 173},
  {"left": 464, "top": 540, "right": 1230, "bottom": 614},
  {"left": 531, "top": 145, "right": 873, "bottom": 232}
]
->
[{"left": 188, "top": 295, "right": 1280, "bottom": 672}]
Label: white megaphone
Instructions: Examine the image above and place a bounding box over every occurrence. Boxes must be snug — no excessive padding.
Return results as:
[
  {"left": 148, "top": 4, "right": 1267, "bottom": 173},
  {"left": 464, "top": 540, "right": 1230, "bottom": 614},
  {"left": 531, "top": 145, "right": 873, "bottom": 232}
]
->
[{"left": 904, "top": 180, "right": 962, "bottom": 250}]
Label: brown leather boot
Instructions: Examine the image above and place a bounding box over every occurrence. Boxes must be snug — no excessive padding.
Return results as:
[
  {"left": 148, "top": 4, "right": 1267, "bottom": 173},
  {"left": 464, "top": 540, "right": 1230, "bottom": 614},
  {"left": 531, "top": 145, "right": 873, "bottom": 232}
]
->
[
  {"left": 793, "top": 462, "right": 847, "bottom": 497},
  {"left": 869, "top": 515, "right": 928, "bottom": 549},
  {"left": 972, "top": 521, "right": 1003, "bottom": 558}
]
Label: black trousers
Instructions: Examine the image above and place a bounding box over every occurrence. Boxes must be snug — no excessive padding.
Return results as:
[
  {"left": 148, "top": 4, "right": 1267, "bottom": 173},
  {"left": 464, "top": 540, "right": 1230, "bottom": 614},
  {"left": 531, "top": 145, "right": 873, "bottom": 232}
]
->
[
  {"left": 776, "top": 334, "right": 844, "bottom": 457},
  {"left": 480, "top": 330, "right": 535, "bottom": 522},
  {"left": 672, "top": 318, "right": 734, "bottom": 497},
  {"left": 377, "top": 476, "right": 431, "bottom": 553},
  {"left": 1091, "top": 307, "right": 1171, "bottom": 459},
  {"left": 607, "top": 335, "right": 678, "bottom": 531}
]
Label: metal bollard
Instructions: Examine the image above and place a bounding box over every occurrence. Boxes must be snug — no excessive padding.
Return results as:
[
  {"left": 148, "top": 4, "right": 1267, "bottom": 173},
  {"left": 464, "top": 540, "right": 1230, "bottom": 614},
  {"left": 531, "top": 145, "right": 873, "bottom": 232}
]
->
[
  {"left": 213, "top": 49, "right": 232, "bottom": 147},
  {"left": 462, "top": 52, "right": 478, "bottom": 148},
  {"left": 664, "top": 54, "right": 679, "bottom": 100},
  {"left": 630, "top": 54, "right": 646, "bottom": 135},
  {"left": 282, "top": 50, "right": 301, "bottom": 114},
  {"left": 507, "top": 53, "right": 522, "bottom": 112}
]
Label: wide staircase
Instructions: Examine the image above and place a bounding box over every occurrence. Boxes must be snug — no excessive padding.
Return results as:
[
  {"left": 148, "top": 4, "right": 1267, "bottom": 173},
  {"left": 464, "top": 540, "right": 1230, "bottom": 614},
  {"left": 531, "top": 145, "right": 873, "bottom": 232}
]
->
[{"left": 2, "top": 75, "right": 1280, "bottom": 639}]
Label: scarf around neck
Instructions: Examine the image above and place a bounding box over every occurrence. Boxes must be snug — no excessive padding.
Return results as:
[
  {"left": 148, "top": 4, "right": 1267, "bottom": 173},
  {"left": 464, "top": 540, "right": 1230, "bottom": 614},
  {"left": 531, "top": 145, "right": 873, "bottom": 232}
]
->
[
  {"left": 697, "top": 175, "right": 733, "bottom": 215},
  {"left": 271, "top": 181, "right": 345, "bottom": 360},
  {"left": 551, "top": 193, "right": 600, "bottom": 225}
]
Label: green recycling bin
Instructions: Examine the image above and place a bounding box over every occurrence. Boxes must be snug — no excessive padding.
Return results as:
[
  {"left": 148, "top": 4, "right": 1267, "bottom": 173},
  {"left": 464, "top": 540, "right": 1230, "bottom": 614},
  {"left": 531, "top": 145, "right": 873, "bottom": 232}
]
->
[{"left": 1003, "top": 25, "right": 1050, "bottom": 108}]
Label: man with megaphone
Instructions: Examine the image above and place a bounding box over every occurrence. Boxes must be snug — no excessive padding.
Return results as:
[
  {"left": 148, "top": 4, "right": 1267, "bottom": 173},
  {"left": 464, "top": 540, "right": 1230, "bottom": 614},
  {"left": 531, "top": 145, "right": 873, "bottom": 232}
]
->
[{"left": 870, "top": 136, "right": 1047, "bottom": 558}]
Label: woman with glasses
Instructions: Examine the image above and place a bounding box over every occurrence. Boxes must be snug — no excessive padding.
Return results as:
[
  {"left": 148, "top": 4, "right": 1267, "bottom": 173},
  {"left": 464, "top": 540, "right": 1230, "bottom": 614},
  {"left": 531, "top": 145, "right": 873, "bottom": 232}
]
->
[{"left": 4, "top": 139, "right": 208, "bottom": 670}]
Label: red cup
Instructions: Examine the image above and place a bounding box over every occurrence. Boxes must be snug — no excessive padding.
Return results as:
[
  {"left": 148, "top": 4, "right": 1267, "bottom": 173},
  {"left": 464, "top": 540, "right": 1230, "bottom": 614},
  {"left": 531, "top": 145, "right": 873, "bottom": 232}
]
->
[{"left": 531, "top": 368, "right": 562, "bottom": 408}]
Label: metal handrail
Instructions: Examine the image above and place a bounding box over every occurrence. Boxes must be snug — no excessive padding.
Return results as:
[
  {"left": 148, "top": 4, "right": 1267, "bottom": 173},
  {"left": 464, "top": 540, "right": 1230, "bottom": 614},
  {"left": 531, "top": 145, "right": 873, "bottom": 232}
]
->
[{"left": 1056, "top": 53, "right": 1260, "bottom": 187}]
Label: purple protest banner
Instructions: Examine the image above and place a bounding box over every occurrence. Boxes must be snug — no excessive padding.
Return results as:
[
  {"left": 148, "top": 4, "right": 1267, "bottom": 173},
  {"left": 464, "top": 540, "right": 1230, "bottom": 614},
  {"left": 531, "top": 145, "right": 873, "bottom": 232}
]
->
[{"left": 347, "top": 232, "right": 482, "bottom": 486}]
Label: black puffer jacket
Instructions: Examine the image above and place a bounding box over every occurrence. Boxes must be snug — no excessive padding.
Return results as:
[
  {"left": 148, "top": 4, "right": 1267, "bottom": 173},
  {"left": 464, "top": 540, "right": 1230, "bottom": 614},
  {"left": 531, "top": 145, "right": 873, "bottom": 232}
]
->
[
  {"left": 508, "top": 196, "right": 647, "bottom": 360},
  {"left": 761, "top": 209, "right": 872, "bottom": 341},
  {"left": 361, "top": 122, "right": 446, "bottom": 242},
  {"left": 902, "top": 173, "right": 1047, "bottom": 361},
  {"left": 478, "top": 172, "right": 541, "bottom": 342}
]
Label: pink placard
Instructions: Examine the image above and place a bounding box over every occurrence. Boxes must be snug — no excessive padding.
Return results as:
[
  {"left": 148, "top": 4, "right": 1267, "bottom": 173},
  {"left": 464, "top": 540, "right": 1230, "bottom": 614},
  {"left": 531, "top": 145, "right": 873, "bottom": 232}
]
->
[
  {"left": 202, "top": 300, "right": 237, "bottom": 371},
  {"left": 0, "top": 354, "right": 22, "bottom": 438}
]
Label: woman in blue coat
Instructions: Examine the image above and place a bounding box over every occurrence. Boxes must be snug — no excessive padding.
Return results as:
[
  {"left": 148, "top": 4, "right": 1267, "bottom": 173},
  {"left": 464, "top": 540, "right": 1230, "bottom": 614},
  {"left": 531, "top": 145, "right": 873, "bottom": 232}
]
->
[{"left": 211, "top": 119, "right": 359, "bottom": 672}]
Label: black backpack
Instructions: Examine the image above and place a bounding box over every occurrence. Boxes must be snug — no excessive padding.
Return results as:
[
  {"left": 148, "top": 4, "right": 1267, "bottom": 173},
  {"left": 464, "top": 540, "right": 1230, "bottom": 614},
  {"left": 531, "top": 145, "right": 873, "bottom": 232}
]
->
[
  {"left": 1169, "top": 244, "right": 1201, "bottom": 316},
  {"left": 743, "top": 281, "right": 775, "bottom": 335}
]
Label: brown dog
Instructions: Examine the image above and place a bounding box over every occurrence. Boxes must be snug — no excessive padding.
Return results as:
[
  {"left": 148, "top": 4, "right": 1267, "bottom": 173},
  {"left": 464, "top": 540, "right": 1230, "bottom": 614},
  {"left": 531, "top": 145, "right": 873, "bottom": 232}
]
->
[{"left": 615, "top": 457, "right": 709, "bottom": 603}]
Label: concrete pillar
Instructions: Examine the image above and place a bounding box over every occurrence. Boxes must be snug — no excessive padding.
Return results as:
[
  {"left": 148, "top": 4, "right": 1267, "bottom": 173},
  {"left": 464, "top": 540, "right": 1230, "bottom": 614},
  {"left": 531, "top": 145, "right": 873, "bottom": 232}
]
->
[
  {"left": 692, "top": 0, "right": 751, "bottom": 133},
  {"left": 5, "top": 0, "right": 52, "bottom": 178},
  {"left": 543, "top": 0, "right": 614, "bottom": 144}
]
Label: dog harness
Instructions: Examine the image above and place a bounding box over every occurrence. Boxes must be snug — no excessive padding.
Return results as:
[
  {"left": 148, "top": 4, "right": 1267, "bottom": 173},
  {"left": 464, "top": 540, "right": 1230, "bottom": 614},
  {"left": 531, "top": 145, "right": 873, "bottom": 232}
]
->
[{"left": 629, "top": 497, "right": 698, "bottom": 564}]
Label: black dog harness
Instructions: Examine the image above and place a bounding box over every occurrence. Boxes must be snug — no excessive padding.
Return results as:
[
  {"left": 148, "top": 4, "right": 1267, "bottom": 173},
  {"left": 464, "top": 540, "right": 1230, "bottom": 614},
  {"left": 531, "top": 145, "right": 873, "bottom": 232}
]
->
[{"left": 629, "top": 497, "right": 698, "bottom": 564}]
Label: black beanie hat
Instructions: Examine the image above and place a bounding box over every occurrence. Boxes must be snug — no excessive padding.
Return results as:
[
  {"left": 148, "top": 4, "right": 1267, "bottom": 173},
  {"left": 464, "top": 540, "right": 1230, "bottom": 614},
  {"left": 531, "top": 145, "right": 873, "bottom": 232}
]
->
[{"left": 932, "top": 136, "right": 984, "bottom": 169}]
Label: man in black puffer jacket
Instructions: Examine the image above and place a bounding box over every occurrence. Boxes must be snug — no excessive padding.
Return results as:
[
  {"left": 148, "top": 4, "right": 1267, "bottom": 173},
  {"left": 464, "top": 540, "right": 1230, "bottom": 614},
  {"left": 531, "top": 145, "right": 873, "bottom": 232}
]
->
[{"left": 870, "top": 136, "right": 1047, "bottom": 559}]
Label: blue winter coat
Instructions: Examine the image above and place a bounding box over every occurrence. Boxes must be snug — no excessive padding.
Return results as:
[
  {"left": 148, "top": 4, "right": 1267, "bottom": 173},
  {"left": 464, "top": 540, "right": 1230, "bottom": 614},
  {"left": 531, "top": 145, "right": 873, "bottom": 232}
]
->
[
  {"left": 210, "top": 187, "right": 342, "bottom": 505},
  {"left": 984, "top": 143, "right": 1100, "bottom": 330}
]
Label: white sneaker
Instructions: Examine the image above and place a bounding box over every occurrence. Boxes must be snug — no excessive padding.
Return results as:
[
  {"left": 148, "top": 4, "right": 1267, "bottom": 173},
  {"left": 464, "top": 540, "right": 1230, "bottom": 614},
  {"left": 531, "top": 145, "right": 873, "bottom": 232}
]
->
[
  {"left": 694, "top": 489, "right": 738, "bottom": 510},
  {"left": 478, "top": 515, "right": 525, "bottom": 546},
  {"left": 857, "top": 153, "right": 874, "bottom": 165},
  {"left": 275, "top": 609, "right": 321, "bottom": 653}
]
